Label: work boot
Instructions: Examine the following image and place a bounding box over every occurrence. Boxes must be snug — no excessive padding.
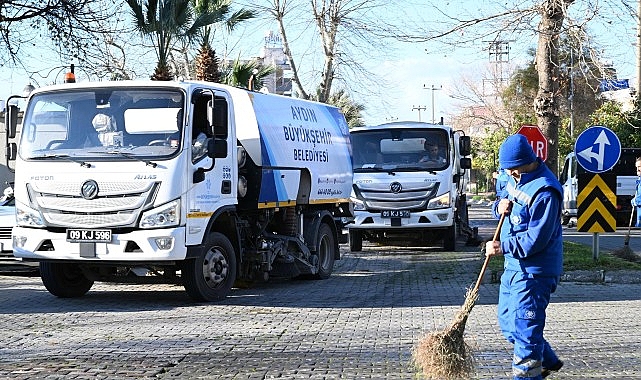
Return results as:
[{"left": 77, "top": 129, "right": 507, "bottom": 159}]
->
[{"left": 541, "top": 360, "right": 563, "bottom": 378}]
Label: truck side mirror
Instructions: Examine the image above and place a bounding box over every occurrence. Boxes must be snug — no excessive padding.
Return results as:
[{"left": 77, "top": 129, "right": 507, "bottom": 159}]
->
[
  {"left": 7, "top": 142, "right": 17, "bottom": 161},
  {"left": 459, "top": 136, "right": 471, "bottom": 156},
  {"left": 5, "top": 104, "right": 19, "bottom": 139},
  {"left": 460, "top": 157, "right": 472, "bottom": 169},
  {"left": 206, "top": 100, "right": 214, "bottom": 132}
]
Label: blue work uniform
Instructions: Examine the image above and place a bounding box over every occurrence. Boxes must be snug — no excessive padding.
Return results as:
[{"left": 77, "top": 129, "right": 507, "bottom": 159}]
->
[
  {"left": 492, "top": 158, "right": 563, "bottom": 380},
  {"left": 633, "top": 176, "right": 641, "bottom": 227},
  {"left": 495, "top": 169, "right": 510, "bottom": 199}
]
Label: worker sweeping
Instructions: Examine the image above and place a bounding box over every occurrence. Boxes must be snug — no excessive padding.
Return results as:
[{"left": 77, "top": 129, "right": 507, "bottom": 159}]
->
[
  {"left": 632, "top": 156, "right": 641, "bottom": 227},
  {"left": 485, "top": 134, "right": 564, "bottom": 379}
]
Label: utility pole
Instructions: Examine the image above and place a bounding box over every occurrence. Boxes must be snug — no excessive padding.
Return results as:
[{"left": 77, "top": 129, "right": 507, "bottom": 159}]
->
[
  {"left": 411, "top": 105, "right": 426, "bottom": 122},
  {"left": 423, "top": 84, "right": 442, "bottom": 123}
]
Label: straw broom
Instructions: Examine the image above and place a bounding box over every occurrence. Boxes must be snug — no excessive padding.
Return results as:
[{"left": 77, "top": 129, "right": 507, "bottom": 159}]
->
[
  {"left": 612, "top": 208, "right": 636, "bottom": 261},
  {"left": 413, "top": 214, "right": 505, "bottom": 379}
]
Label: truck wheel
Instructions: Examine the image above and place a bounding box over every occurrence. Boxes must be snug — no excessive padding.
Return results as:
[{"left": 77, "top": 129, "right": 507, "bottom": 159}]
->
[
  {"left": 183, "top": 232, "right": 237, "bottom": 302},
  {"left": 313, "top": 223, "right": 336, "bottom": 279},
  {"left": 40, "top": 262, "right": 94, "bottom": 298},
  {"left": 443, "top": 225, "right": 456, "bottom": 251},
  {"left": 349, "top": 230, "right": 363, "bottom": 252}
]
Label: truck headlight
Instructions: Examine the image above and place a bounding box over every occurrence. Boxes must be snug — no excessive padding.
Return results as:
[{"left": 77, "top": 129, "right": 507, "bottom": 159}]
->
[
  {"left": 140, "top": 200, "right": 180, "bottom": 229},
  {"left": 427, "top": 193, "right": 450, "bottom": 209},
  {"left": 16, "top": 202, "right": 45, "bottom": 227}
]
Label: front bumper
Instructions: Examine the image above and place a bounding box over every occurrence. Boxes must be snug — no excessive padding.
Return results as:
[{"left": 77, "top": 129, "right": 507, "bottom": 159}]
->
[
  {"left": 12, "top": 226, "right": 187, "bottom": 262},
  {"left": 347, "top": 208, "right": 454, "bottom": 231}
]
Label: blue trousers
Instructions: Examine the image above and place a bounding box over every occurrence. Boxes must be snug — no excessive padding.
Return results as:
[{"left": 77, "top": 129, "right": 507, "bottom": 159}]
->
[
  {"left": 498, "top": 270, "right": 560, "bottom": 380},
  {"left": 635, "top": 206, "right": 641, "bottom": 227}
]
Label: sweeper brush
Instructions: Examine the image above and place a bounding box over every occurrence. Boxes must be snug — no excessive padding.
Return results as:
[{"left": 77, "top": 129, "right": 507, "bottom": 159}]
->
[{"left": 413, "top": 214, "right": 505, "bottom": 379}]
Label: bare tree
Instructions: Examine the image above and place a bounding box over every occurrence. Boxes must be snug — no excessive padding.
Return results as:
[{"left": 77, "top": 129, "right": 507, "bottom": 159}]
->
[
  {"left": 396, "top": 0, "right": 640, "bottom": 175},
  {"left": 0, "top": 0, "right": 120, "bottom": 67},
  {"left": 249, "top": 0, "right": 413, "bottom": 103}
]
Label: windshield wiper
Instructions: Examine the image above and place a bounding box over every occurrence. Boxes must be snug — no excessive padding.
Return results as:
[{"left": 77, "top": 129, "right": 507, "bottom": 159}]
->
[
  {"left": 94, "top": 150, "right": 158, "bottom": 168},
  {"left": 403, "top": 166, "right": 438, "bottom": 174},
  {"left": 30, "top": 153, "right": 91, "bottom": 168},
  {"left": 354, "top": 166, "right": 396, "bottom": 175}
]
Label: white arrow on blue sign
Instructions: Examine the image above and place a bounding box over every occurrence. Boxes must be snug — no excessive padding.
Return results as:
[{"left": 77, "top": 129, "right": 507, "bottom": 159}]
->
[{"left": 574, "top": 125, "right": 621, "bottom": 173}]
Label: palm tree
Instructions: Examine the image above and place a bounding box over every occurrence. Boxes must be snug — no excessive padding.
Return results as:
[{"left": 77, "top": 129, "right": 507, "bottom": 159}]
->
[
  {"left": 126, "top": 0, "right": 187, "bottom": 80},
  {"left": 126, "top": 0, "right": 233, "bottom": 81},
  {"left": 221, "top": 59, "right": 274, "bottom": 90},
  {"left": 311, "top": 88, "right": 365, "bottom": 128},
  {"left": 191, "top": 0, "right": 255, "bottom": 82}
]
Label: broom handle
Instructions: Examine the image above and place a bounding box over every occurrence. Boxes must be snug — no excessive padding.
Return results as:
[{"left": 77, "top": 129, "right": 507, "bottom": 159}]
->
[
  {"left": 472, "top": 213, "right": 506, "bottom": 293},
  {"left": 625, "top": 207, "right": 634, "bottom": 245}
]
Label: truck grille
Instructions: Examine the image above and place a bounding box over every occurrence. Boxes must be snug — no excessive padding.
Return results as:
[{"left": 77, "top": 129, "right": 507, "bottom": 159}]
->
[
  {"left": 355, "top": 182, "right": 439, "bottom": 211},
  {"left": 28, "top": 180, "right": 159, "bottom": 228},
  {"left": 0, "top": 227, "right": 12, "bottom": 240}
]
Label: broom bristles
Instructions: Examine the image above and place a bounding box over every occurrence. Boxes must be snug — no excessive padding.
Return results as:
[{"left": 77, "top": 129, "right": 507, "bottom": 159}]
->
[
  {"left": 413, "top": 288, "right": 479, "bottom": 379},
  {"left": 611, "top": 245, "right": 638, "bottom": 262}
]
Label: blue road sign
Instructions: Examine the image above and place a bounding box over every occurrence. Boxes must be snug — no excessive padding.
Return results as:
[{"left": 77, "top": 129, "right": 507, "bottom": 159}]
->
[{"left": 574, "top": 125, "right": 621, "bottom": 173}]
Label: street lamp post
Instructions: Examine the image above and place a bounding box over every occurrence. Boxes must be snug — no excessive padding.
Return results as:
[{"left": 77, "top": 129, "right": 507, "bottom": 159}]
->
[{"left": 423, "top": 84, "right": 442, "bottom": 123}]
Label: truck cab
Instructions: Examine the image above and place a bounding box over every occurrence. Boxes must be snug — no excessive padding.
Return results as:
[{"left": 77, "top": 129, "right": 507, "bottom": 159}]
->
[{"left": 347, "top": 121, "right": 472, "bottom": 251}]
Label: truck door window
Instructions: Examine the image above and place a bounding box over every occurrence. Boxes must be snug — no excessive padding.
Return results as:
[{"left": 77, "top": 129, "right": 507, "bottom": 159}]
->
[{"left": 191, "top": 93, "right": 229, "bottom": 163}]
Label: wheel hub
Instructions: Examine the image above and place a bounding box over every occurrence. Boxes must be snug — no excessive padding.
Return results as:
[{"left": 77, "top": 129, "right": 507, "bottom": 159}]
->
[{"left": 202, "top": 248, "right": 228, "bottom": 288}]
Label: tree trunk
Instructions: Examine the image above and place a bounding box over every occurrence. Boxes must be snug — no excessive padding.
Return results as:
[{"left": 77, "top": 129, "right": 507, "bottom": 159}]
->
[{"left": 534, "top": 0, "right": 574, "bottom": 176}]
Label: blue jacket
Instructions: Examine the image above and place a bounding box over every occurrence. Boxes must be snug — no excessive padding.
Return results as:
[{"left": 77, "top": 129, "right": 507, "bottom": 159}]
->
[
  {"left": 492, "top": 159, "right": 563, "bottom": 276},
  {"left": 634, "top": 177, "right": 641, "bottom": 207},
  {"left": 495, "top": 169, "right": 510, "bottom": 199}
]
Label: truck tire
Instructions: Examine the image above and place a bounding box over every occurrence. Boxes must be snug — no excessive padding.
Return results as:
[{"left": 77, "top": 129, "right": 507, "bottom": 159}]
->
[
  {"left": 183, "top": 232, "right": 237, "bottom": 302},
  {"left": 313, "top": 223, "right": 336, "bottom": 279},
  {"left": 40, "top": 262, "right": 94, "bottom": 298},
  {"left": 443, "top": 225, "right": 456, "bottom": 251},
  {"left": 349, "top": 230, "right": 363, "bottom": 252}
]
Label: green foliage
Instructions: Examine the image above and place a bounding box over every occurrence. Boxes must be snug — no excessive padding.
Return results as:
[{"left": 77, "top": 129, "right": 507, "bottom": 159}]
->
[
  {"left": 501, "top": 36, "right": 604, "bottom": 157},
  {"left": 502, "top": 54, "right": 538, "bottom": 125},
  {"left": 590, "top": 101, "right": 641, "bottom": 148},
  {"left": 220, "top": 59, "right": 274, "bottom": 89},
  {"left": 472, "top": 127, "right": 510, "bottom": 173}
]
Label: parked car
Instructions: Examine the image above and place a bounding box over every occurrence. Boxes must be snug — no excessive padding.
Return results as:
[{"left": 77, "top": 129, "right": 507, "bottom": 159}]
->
[{"left": 0, "top": 187, "right": 15, "bottom": 258}]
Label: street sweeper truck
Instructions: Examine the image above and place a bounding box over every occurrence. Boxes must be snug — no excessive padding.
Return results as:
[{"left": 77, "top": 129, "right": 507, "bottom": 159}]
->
[
  {"left": 4, "top": 80, "right": 353, "bottom": 301},
  {"left": 346, "top": 121, "right": 474, "bottom": 251}
]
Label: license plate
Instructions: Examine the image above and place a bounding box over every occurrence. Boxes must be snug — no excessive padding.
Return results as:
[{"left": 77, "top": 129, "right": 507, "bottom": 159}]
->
[
  {"left": 381, "top": 210, "right": 410, "bottom": 218},
  {"left": 66, "top": 229, "right": 112, "bottom": 243}
]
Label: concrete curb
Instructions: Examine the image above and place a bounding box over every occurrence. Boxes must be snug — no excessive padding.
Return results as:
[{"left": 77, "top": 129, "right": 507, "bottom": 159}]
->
[{"left": 489, "top": 269, "right": 641, "bottom": 284}]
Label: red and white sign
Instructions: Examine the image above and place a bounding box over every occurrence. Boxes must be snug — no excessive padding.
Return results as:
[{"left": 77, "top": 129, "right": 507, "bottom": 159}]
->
[{"left": 517, "top": 125, "right": 547, "bottom": 162}]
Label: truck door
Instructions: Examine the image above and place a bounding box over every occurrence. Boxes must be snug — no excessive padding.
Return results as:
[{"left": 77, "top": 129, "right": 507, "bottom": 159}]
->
[{"left": 185, "top": 90, "right": 236, "bottom": 246}]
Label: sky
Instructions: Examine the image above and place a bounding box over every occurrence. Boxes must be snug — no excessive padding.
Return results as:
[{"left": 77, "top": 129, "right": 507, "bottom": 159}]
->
[{"left": 1, "top": 0, "right": 639, "bottom": 126}]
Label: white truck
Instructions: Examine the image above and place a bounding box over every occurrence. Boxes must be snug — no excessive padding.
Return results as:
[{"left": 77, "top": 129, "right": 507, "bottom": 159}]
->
[
  {"left": 346, "top": 121, "right": 474, "bottom": 251},
  {"left": 559, "top": 148, "right": 641, "bottom": 226},
  {"left": 4, "top": 80, "right": 353, "bottom": 301}
]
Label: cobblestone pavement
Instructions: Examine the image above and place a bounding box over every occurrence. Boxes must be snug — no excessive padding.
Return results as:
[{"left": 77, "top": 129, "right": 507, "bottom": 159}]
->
[{"left": 1, "top": 208, "right": 640, "bottom": 379}]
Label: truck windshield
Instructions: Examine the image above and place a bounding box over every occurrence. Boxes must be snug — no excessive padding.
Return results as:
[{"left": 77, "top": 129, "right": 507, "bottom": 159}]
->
[
  {"left": 19, "top": 88, "right": 184, "bottom": 160},
  {"left": 350, "top": 129, "right": 449, "bottom": 171}
]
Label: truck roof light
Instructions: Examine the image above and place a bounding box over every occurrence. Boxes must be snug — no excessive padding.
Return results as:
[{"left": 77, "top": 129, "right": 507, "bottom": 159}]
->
[{"left": 64, "top": 72, "right": 76, "bottom": 83}]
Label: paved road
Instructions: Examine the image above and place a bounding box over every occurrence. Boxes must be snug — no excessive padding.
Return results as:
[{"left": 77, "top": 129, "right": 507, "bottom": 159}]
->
[{"left": 0, "top": 205, "right": 640, "bottom": 379}]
